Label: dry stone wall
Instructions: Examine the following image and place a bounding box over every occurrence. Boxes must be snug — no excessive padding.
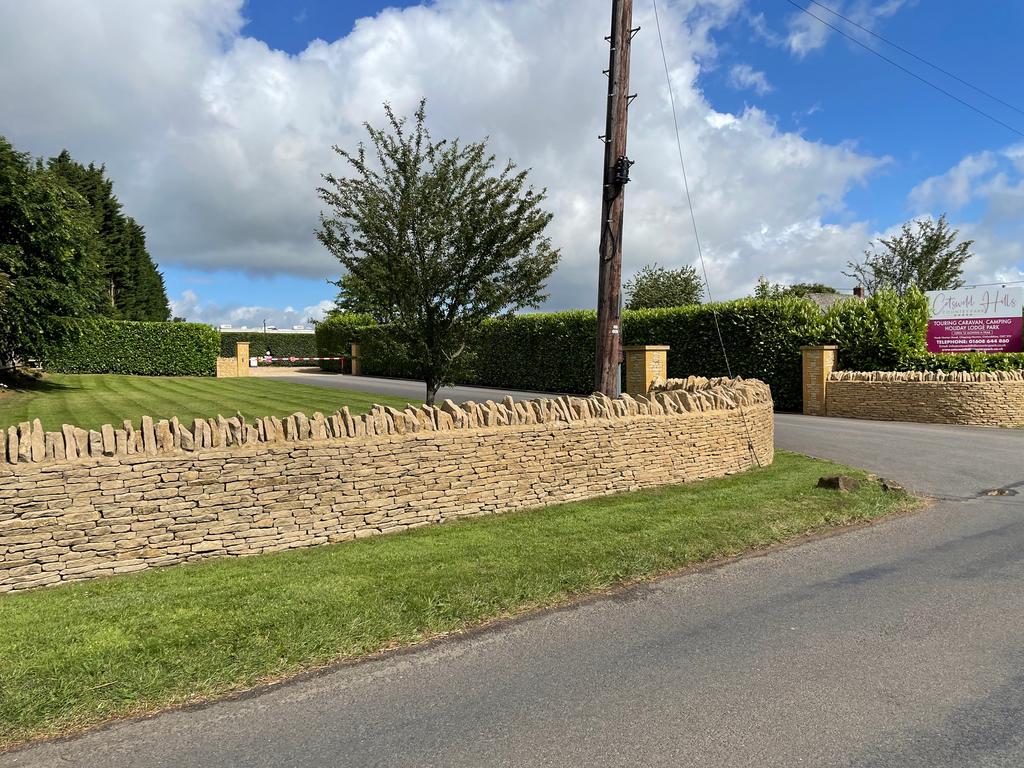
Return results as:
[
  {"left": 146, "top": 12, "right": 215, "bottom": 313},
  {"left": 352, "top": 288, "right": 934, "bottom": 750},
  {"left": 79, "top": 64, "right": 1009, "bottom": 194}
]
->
[
  {"left": 0, "top": 380, "right": 773, "bottom": 593},
  {"left": 826, "top": 370, "right": 1024, "bottom": 427}
]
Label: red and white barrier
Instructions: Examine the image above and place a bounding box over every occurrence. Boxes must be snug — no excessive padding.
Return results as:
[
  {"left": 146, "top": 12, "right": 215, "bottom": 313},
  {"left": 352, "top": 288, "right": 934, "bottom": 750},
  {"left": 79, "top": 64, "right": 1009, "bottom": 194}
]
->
[{"left": 252, "top": 356, "right": 346, "bottom": 366}]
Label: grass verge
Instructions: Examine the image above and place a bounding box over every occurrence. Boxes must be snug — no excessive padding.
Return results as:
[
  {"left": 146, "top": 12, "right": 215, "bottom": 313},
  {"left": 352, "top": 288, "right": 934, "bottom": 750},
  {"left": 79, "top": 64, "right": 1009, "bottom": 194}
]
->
[
  {"left": 0, "top": 452, "right": 919, "bottom": 749},
  {"left": 0, "top": 373, "right": 413, "bottom": 433}
]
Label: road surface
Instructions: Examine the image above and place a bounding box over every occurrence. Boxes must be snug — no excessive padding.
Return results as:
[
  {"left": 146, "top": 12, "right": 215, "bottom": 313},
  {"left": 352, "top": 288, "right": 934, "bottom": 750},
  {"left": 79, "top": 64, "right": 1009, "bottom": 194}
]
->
[
  {"left": 3, "top": 414, "right": 1022, "bottom": 767},
  {"left": 262, "top": 369, "right": 558, "bottom": 404}
]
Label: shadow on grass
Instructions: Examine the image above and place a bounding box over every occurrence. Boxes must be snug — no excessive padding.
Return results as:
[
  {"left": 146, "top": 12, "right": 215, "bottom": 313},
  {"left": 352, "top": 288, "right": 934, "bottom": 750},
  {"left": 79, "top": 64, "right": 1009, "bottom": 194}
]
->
[{"left": 0, "top": 371, "right": 73, "bottom": 394}]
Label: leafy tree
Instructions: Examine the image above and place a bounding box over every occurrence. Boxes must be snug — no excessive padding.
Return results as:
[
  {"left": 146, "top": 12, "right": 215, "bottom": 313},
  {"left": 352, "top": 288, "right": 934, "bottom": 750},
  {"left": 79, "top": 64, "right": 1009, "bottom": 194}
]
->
[
  {"left": 754, "top": 278, "right": 840, "bottom": 300},
  {"left": 47, "top": 150, "right": 170, "bottom": 321},
  {"left": 316, "top": 101, "right": 559, "bottom": 405},
  {"left": 844, "top": 214, "right": 973, "bottom": 295},
  {"left": 624, "top": 264, "right": 703, "bottom": 309},
  {"left": 0, "top": 137, "right": 97, "bottom": 367}
]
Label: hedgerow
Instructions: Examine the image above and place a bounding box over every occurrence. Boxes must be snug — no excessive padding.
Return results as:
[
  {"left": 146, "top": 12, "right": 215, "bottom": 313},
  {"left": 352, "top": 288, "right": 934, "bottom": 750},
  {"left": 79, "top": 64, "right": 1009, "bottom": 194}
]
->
[
  {"left": 313, "top": 288, "right": 1021, "bottom": 411},
  {"left": 220, "top": 331, "right": 316, "bottom": 367},
  {"left": 45, "top": 318, "right": 220, "bottom": 376}
]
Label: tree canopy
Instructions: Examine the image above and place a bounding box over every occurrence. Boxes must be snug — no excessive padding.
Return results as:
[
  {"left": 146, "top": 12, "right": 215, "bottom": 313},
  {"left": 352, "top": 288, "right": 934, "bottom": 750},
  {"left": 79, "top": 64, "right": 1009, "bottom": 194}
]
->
[
  {"left": 0, "top": 138, "right": 97, "bottom": 366},
  {"left": 0, "top": 137, "right": 171, "bottom": 367},
  {"left": 316, "top": 101, "right": 559, "bottom": 404},
  {"left": 47, "top": 150, "right": 170, "bottom": 321},
  {"left": 753, "top": 279, "right": 840, "bottom": 300},
  {"left": 624, "top": 264, "right": 703, "bottom": 309},
  {"left": 844, "top": 214, "right": 973, "bottom": 295}
]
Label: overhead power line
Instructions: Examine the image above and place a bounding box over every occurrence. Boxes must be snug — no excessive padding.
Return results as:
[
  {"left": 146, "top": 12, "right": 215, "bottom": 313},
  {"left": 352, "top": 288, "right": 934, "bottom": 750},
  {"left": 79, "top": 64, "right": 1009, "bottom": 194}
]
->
[
  {"left": 804, "top": 0, "right": 1024, "bottom": 118},
  {"left": 782, "top": 0, "right": 1024, "bottom": 138},
  {"left": 652, "top": 0, "right": 762, "bottom": 467}
]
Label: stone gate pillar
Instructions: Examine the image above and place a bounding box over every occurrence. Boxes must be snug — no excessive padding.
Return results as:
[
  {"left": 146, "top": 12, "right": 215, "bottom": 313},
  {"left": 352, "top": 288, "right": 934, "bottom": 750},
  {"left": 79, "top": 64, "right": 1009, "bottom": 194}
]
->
[
  {"left": 235, "top": 341, "right": 250, "bottom": 377},
  {"left": 801, "top": 345, "right": 837, "bottom": 416},
  {"left": 623, "top": 345, "right": 669, "bottom": 397},
  {"left": 350, "top": 343, "right": 362, "bottom": 376}
]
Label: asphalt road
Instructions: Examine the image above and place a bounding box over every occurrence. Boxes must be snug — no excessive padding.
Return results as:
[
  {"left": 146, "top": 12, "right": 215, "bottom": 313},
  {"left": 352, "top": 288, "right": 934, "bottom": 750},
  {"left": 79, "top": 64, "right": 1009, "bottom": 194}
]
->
[
  {"left": 3, "top": 415, "right": 1023, "bottom": 767},
  {"left": 262, "top": 369, "right": 558, "bottom": 404}
]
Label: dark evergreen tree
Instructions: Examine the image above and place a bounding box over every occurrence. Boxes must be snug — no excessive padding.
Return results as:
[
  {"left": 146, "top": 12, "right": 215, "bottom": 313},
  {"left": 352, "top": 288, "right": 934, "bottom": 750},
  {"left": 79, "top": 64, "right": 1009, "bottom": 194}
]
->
[
  {"left": 47, "top": 150, "right": 170, "bottom": 320},
  {"left": 0, "top": 137, "right": 97, "bottom": 366}
]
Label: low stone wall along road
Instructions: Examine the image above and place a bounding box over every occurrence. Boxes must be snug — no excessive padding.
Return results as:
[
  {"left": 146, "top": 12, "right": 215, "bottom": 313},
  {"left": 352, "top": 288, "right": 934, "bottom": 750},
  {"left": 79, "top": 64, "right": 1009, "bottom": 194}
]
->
[{"left": 2, "top": 413, "right": 1022, "bottom": 767}]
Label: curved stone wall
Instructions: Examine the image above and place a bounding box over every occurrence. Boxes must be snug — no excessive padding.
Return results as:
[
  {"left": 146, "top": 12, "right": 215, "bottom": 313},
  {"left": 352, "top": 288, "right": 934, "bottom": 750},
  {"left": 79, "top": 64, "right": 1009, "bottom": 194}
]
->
[
  {"left": 826, "top": 370, "right": 1024, "bottom": 428},
  {"left": 0, "top": 380, "right": 773, "bottom": 593}
]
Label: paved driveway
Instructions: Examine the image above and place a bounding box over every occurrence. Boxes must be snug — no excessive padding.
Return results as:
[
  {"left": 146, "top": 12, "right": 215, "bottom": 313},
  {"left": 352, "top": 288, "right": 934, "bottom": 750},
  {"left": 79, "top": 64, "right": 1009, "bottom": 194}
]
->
[
  {"left": 3, "top": 415, "right": 1022, "bottom": 767},
  {"left": 262, "top": 369, "right": 557, "bottom": 404}
]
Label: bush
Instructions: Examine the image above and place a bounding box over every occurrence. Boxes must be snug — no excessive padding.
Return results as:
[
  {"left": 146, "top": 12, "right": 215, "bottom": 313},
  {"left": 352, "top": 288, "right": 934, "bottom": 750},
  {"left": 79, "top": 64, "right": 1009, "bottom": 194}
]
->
[
  {"left": 624, "top": 298, "right": 824, "bottom": 411},
  {"left": 905, "top": 351, "right": 1024, "bottom": 372},
  {"left": 220, "top": 331, "right": 316, "bottom": 367},
  {"left": 313, "top": 291, "right": 1021, "bottom": 411},
  {"left": 45, "top": 318, "right": 220, "bottom": 376},
  {"left": 315, "top": 313, "right": 376, "bottom": 373},
  {"left": 819, "top": 287, "right": 928, "bottom": 371},
  {"left": 470, "top": 311, "right": 597, "bottom": 394}
]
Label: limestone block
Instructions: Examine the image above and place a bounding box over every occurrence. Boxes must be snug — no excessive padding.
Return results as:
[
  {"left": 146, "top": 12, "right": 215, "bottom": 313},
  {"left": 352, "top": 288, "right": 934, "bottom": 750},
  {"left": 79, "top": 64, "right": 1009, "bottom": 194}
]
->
[
  {"left": 61, "top": 424, "right": 78, "bottom": 459},
  {"left": 122, "top": 419, "right": 136, "bottom": 443},
  {"left": 73, "top": 427, "right": 89, "bottom": 458},
  {"left": 177, "top": 425, "right": 194, "bottom": 451},
  {"left": 28, "top": 419, "right": 45, "bottom": 462},
  {"left": 101, "top": 424, "right": 116, "bottom": 456},
  {"left": 155, "top": 420, "right": 174, "bottom": 452},
  {"left": 295, "top": 412, "right": 311, "bottom": 440},
  {"left": 141, "top": 416, "right": 157, "bottom": 455},
  {"left": 6, "top": 426, "right": 18, "bottom": 464},
  {"left": 44, "top": 432, "right": 62, "bottom": 461},
  {"left": 88, "top": 430, "right": 103, "bottom": 457}
]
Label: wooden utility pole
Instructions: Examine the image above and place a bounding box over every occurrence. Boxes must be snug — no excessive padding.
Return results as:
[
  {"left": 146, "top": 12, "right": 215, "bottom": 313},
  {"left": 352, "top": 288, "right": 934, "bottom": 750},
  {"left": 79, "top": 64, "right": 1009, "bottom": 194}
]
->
[{"left": 595, "top": 0, "right": 635, "bottom": 397}]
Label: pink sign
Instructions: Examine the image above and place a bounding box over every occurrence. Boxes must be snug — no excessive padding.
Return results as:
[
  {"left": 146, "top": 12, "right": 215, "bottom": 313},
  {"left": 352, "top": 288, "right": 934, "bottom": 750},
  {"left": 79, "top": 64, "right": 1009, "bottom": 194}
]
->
[{"left": 925, "top": 287, "right": 1023, "bottom": 353}]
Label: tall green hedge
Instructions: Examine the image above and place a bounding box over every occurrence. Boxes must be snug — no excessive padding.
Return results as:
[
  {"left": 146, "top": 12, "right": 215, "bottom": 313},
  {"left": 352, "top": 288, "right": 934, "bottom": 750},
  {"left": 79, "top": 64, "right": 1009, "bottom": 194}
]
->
[
  {"left": 625, "top": 298, "right": 823, "bottom": 411},
  {"left": 220, "top": 331, "right": 316, "bottom": 367},
  {"left": 470, "top": 311, "right": 597, "bottom": 394},
  {"left": 314, "top": 288, "right": 1022, "bottom": 411},
  {"left": 820, "top": 288, "right": 929, "bottom": 371},
  {"left": 45, "top": 318, "right": 220, "bottom": 376},
  {"left": 314, "top": 313, "right": 376, "bottom": 373}
]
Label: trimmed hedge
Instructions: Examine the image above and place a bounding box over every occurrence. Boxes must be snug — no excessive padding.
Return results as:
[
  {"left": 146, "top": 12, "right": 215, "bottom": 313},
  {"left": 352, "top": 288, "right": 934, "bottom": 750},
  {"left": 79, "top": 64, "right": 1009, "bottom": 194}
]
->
[
  {"left": 470, "top": 311, "right": 597, "bottom": 394},
  {"left": 820, "top": 288, "right": 929, "bottom": 371},
  {"left": 625, "top": 298, "right": 823, "bottom": 411},
  {"left": 45, "top": 318, "right": 220, "bottom": 376},
  {"left": 315, "top": 288, "right": 1023, "bottom": 411},
  {"left": 220, "top": 331, "right": 317, "bottom": 367},
  {"left": 314, "top": 313, "right": 376, "bottom": 373},
  {"left": 907, "top": 351, "right": 1024, "bottom": 372}
]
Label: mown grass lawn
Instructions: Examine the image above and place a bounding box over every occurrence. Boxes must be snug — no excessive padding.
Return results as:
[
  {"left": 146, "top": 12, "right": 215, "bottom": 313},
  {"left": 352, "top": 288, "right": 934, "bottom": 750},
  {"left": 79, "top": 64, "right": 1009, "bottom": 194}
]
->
[
  {"left": 0, "top": 452, "right": 920, "bottom": 748},
  {"left": 0, "top": 373, "right": 414, "bottom": 432}
]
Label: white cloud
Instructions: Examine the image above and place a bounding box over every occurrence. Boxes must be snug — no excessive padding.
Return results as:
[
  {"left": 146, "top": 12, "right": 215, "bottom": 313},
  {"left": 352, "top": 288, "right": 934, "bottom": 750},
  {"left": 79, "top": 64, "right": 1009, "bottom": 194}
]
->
[
  {"left": 2, "top": 0, "right": 901, "bottom": 320},
  {"left": 171, "top": 290, "right": 333, "bottom": 329},
  {"left": 784, "top": 0, "right": 911, "bottom": 57},
  {"left": 728, "top": 63, "right": 773, "bottom": 95},
  {"left": 909, "top": 152, "right": 998, "bottom": 211},
  {"left": 905, "top": 144, "right": 1024, "bottom": 287}
]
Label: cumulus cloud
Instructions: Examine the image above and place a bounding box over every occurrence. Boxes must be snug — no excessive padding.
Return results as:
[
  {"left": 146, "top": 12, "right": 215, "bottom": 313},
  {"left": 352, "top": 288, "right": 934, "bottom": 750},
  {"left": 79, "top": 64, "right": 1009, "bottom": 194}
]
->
[
  {"left": 170, "top": 290, "right": 333, "bottom": 329},
  {"left": 909, "top": 152, "right": 998, "bottom": 211},
  {"left": 783, "top": 0, "right": 911, "bottom": 57},
  {"left": 728, "top": 63, "right": 773, "bottom": 95},
  {"left": 906, "top": 145, "right": 1024, "bottom": 287},
  {"left": 3, "top": 0, "right": 897, "bottom": 321}
]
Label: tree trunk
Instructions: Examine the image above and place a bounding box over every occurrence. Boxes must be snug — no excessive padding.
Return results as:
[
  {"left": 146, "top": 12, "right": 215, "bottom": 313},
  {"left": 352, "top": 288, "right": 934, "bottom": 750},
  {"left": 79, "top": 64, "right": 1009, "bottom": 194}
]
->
[{"left": 425, "top": 379, "right": 438, "bottom": 407}]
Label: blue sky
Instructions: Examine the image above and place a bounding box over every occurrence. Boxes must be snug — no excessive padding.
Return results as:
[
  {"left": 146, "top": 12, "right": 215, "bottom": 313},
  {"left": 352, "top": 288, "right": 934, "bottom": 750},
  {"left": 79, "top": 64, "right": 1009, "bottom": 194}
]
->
[{"left": 3, "top": 0, "right": 1022, "bottom": 326}]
